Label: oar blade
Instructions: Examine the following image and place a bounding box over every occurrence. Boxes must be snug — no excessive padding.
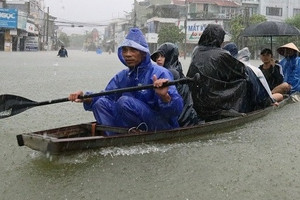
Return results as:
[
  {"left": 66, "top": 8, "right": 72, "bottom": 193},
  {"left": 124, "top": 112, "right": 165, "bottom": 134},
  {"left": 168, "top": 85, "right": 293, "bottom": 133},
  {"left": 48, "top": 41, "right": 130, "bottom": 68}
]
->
[{"left": 0, "top": 94, "right": 37, "bottom": 119}]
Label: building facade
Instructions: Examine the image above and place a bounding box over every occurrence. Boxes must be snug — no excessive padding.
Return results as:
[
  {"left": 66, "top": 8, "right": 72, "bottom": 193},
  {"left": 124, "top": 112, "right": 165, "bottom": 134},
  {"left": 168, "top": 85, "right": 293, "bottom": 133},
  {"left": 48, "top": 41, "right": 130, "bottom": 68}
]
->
[
  {"left": 0, "top": 0, "right": 56, "bottom": 51},
  {"left": 259, "top": 0, "right": 300, "bottom": 21}
]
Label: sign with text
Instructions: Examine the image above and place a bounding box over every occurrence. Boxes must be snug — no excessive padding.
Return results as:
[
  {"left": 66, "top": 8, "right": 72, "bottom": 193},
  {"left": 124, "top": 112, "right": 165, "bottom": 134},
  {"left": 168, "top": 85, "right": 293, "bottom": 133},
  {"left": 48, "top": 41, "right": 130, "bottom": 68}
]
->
[
  {"left": 25, "top": 36, "right": 39, "bottom": 51},
  {"left": 0, "top": 8, "right": 18, "bottom": 28},
  {"left": 178, "top": 20, "right": 224, "bottom": 43},
  {"left": 145, "top": 33, "right": 158, "bottom": 43},
  {"left": 26, "top": 22, "right": 38, "bottom": 34}
]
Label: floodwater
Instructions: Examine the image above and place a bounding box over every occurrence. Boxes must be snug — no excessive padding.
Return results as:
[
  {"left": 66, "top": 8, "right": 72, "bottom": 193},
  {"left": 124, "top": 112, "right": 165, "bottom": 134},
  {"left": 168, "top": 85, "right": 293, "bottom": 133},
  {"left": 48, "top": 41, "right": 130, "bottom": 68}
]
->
[{"left": 1, "top": 50, "right": 300, "bottom": 200}]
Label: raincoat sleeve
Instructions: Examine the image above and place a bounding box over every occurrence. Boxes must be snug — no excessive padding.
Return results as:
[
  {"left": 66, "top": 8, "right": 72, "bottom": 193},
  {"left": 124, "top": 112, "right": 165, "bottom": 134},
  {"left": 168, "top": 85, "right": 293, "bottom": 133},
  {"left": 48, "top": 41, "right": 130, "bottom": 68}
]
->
[
  {"left": 83, "top": 71, "right": 126, "bottom": 111},
  {"left": 156, "top": 71, "right": 183, "bottom": 118},
  {"left": 274, "top": 64, "right": 284, "bottom": 86},
  {"left": 290, "top": 58, "right": 300, "bottom": 92},
  {"left": 83, "top": 91, "right": 96, "bottom": 111},
  {"left": 281, "top": 57, "right": 300, "bottom": 93}
]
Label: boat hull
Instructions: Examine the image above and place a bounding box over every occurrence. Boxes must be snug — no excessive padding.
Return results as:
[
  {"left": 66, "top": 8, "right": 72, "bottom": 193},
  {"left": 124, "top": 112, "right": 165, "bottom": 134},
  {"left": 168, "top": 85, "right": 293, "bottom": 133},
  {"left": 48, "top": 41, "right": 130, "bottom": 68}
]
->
[{"left": 17, "top": 104, "right": 278, "bottom": 155}]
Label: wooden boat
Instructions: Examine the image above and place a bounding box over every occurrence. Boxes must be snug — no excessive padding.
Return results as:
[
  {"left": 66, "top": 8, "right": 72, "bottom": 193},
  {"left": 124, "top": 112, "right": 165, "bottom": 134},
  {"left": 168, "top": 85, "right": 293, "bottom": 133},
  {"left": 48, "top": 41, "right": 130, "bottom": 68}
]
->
[{"left": 16, "top": 95, "right": 296, "bottom": 155}]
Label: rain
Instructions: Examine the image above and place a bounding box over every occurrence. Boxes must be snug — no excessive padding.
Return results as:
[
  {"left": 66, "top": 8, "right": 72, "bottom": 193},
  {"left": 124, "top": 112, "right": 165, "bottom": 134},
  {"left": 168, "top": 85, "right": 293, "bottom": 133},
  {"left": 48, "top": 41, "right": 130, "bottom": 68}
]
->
[{"left": 1, "top": 0, "right": 300, "bottom": 200}]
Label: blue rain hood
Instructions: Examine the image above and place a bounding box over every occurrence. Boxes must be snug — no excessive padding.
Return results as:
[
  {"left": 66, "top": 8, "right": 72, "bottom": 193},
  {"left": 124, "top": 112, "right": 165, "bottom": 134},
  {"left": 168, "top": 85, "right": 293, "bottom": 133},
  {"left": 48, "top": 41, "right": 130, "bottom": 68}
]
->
[
  {"left": 118, "top": 28, "right": 151, "bottom": 67},
  {"left": 223, "top": 42, "right": 238, "bottom": 58}
]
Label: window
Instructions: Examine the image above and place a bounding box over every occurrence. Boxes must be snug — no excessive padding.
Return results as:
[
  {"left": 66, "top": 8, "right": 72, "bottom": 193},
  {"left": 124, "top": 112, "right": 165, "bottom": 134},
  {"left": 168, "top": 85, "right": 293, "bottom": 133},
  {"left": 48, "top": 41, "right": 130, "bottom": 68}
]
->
[
  {"left": 294, "top": 8, "right": 300, "bottom": 16},
  {"left": 266, "top": 7, "right": 282, "bottom": 16}
]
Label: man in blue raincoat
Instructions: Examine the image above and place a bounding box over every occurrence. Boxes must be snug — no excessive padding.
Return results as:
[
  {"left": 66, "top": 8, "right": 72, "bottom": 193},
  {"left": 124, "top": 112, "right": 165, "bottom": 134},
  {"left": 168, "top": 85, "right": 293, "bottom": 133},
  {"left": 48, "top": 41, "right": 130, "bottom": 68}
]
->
[{"left": 69, "top": 28, "right": 183, "bottom": 135}]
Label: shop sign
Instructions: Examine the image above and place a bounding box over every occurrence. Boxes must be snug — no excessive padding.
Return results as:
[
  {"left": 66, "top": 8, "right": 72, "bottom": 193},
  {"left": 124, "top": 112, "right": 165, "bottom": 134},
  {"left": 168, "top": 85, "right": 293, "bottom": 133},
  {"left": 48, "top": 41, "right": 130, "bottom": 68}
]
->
[
  {"left": 10, "top": 29, "right": 17, "bottom": 35},
  {"left": 26, "top": 22, "right": 38, "bottom": 34},
  {"left": 0, "top": 8, "right": 18, "bottom": 28},
  {"left": 145, "top": 33, "right": 158, "bottom": 43},
  {"left": 177, "top": 20, "right": 224, "bottom": 43},
  {"left": 24, "top": 36, "right": 39, "bottom": 51}
]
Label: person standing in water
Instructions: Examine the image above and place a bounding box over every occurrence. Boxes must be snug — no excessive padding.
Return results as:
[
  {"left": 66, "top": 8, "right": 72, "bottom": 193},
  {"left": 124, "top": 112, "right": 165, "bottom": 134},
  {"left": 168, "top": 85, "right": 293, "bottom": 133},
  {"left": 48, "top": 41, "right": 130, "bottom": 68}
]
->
[{"left": 57, "top": 45, "right": 68, "bottom": 57}]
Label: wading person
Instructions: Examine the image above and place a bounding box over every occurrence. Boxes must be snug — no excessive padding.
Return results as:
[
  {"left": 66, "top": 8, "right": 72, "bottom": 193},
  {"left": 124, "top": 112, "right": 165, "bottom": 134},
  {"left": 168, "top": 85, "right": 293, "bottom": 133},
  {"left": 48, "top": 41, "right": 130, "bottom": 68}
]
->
[
  {"left": 69, "top": 28, "right": 183, "bottom": 135},
  {"left": 151, "top": 42, "right": 199, "bottom": 127},
  {"left": 57, "top": 45, "right": 68, "bottom": 57}
]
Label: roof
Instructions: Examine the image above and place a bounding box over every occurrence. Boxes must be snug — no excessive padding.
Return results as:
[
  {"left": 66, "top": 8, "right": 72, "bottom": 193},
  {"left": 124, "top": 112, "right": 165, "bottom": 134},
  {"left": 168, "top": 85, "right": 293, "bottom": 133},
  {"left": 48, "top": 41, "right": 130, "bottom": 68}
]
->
[
  {"left": 214, "top": 0, "right": 239, "bottom": 7},
  {"left": 173, "top": 0, "right": 239, "bottom": 7},
  {"left": 146, "top": 17, "right": 179, "bottom": 23}
]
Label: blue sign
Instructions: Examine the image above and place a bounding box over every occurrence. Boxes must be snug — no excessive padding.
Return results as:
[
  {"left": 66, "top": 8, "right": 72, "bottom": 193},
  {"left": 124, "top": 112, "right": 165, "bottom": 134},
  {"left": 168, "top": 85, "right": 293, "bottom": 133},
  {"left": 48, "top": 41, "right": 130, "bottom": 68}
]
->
[{"left": 0, "top": 8, "right": 18, "bottom": 28}]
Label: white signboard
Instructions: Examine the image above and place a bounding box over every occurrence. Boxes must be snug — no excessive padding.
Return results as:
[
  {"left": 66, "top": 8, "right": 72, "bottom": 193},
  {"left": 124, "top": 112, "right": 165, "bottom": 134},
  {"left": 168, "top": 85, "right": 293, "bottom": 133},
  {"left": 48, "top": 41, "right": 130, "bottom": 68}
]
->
[
  {"left": 178, "top": 20, "right": 224, "bottom": 43},
  {"left": 24, "top": 36, "right": 39, "bottom": 51},
  {"left": 5, "top": 0, "right": 29, "bottom": 4},
  {"left": 26, "top": 22, "right": 38, "bottom": 34},
  {"left": 145, "top": 33, "right": 158, "bottom": 43},
  {"left": 10, "top": 29, "right": 17, "bottom": 35}
]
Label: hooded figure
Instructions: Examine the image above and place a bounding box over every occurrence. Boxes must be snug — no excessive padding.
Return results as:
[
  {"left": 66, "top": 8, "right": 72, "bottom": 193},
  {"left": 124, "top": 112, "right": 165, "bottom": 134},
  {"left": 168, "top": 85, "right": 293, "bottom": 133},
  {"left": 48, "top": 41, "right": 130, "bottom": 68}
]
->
[
  {"left": 75, "top": 28, "right": 183, "bottom": 135},
  {"left": 223, "top": 42, "right": 238, "bottom": 58},
  {"left": 151, "top": 43, "right": 199, "bottom": 127},
  {"left": 186, "top": 24, "right": 270, "bottom": 121}
]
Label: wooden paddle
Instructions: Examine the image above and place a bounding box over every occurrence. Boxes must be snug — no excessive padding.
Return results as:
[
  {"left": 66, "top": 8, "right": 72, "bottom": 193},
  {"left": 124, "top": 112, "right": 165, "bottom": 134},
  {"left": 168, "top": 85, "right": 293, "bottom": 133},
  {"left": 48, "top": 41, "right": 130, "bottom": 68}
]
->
[{"left": 0, "top": 74, "right": 200, "bottom": 119}]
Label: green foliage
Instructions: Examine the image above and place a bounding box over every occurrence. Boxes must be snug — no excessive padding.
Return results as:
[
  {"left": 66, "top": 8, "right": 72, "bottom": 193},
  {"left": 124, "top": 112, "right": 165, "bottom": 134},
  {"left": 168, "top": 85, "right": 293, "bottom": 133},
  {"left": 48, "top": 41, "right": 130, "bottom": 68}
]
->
[
  {"left": 228, "top": 14, "right": 267, "bottom": 59},
  {"left": 249, "top": 14, "right": 266, "bottom": 24},
  {"left": 283, "top": 14, "right": 300, "bottom": 47},
  {"left": 157, "top": 24, "right": 185, "bottom": 45},
  {"left": 58, "top": 32, "right": 70, "bottom": 47},
  {"left": 286, "top": 14, "right": 300, "bottom": 28},
  {"left": 229, "top": 14, "right": 266, "bottom": 46},
  {"left": 229, "top": 14, "right": 244, "bottom": 44}
]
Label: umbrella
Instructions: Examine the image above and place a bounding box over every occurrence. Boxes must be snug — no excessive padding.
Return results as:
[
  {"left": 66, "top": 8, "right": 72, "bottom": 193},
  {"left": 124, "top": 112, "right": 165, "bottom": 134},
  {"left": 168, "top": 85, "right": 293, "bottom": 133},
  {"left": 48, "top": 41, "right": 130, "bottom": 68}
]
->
[{"left": 241, "top": 21, "right": 300, "bottom": 50}]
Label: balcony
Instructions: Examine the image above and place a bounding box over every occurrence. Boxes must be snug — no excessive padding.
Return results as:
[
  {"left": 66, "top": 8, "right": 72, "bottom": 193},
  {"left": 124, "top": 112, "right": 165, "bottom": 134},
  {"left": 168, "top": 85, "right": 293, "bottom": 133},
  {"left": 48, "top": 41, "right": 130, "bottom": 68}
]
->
[
  {"left": 242, "top": 0, "right": 260, "bottom": 5},
  {"left": 189, "top": 12, "right": 231, "bottom": 20}
]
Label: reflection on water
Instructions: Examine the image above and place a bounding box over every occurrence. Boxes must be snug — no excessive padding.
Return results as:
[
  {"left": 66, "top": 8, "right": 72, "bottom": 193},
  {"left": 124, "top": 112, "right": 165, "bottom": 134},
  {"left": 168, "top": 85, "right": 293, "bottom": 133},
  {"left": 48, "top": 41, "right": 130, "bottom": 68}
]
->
[{"left": 1, "top": 51, "right": 300, "bottom": 200}]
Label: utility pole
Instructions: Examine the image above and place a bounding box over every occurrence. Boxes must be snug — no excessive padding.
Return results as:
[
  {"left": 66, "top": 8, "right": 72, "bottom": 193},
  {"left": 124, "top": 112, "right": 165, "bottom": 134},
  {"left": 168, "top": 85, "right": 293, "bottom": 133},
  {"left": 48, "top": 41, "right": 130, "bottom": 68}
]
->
[
  {"left": 243, "top": 7, "right": 249, "bottom": 49},
  {"left": 184, "top": 0, "right": 188, "bottom": 60},
  {"left": 133, "top": 0, "right": 137, "bottom": 27},
  {"left": 46, "top": 7, "right": 49, "bottom": 48}
]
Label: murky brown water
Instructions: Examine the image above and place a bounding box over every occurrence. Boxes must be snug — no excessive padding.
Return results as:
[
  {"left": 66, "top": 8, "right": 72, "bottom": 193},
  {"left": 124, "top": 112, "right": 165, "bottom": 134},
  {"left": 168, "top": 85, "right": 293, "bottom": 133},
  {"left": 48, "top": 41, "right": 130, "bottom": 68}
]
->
[{"left": 1, "top": 51, "right": 300, "bottom": 200}]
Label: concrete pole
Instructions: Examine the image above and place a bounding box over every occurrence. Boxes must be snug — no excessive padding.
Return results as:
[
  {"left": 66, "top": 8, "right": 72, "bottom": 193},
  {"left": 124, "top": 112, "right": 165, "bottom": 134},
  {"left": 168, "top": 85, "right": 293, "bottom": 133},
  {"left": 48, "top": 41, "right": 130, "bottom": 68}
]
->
[{"left": 184, "top": 0, "right": 188, "bottom": 60}]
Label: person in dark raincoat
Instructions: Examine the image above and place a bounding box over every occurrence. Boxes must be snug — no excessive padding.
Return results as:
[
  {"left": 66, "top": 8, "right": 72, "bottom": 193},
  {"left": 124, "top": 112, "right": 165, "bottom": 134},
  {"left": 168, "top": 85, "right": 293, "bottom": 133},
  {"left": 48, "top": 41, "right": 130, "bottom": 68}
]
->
[
  {"left": 151, "top": 42, "right": 199, "bottom": 127},
  {"left": 69, "top": 28, "right": 183, "bottom": 135},
  {"left": 57, "top": 45, "right": 68, "bottom": 57},
  {"left": 186, "top": 24, "right": 272, "bottom": 121}
]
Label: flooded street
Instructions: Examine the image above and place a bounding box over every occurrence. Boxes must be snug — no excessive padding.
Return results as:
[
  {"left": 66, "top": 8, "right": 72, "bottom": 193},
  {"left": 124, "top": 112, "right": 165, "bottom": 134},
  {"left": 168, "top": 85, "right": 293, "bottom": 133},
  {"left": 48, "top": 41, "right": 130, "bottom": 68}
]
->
[{"left": 1, "top": 50, "right": 300, "bottom": 200}]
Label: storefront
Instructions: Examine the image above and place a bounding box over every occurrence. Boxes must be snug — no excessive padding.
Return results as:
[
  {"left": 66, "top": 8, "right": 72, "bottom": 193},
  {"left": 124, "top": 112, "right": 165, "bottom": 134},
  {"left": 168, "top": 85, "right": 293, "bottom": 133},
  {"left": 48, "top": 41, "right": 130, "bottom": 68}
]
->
[{"left": 0, "top": 8, "right": 18, "bottom": 51}]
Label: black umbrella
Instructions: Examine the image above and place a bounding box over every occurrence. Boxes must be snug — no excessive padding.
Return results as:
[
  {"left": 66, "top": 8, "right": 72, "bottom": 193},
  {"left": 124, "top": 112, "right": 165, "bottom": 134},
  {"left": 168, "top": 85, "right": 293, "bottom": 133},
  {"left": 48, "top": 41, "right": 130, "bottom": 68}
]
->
[{"left": 241, "top": 21, "right": 300, "bottom": 50}]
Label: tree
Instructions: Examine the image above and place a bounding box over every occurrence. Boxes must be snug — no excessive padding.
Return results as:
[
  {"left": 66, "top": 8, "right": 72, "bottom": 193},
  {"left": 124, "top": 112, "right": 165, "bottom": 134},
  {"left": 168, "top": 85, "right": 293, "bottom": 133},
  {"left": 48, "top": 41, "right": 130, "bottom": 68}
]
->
[
  {"left": 282, "top": 14, "right": 300, "bottom": 47},
  {"left": 157, "top": 24, "right": 185, "bottom": 45},
  {"left": 229, "top": 14, "right": 266, "bottom": 47},
  {"left": 58, "top": 32, "right": 70, "bottom": 47},
  {"left": 228, "top": 14, "right": 266, "bottom": 59},
  {"left": 286, "top": 14, "right": 300, "bottom": 29}
]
